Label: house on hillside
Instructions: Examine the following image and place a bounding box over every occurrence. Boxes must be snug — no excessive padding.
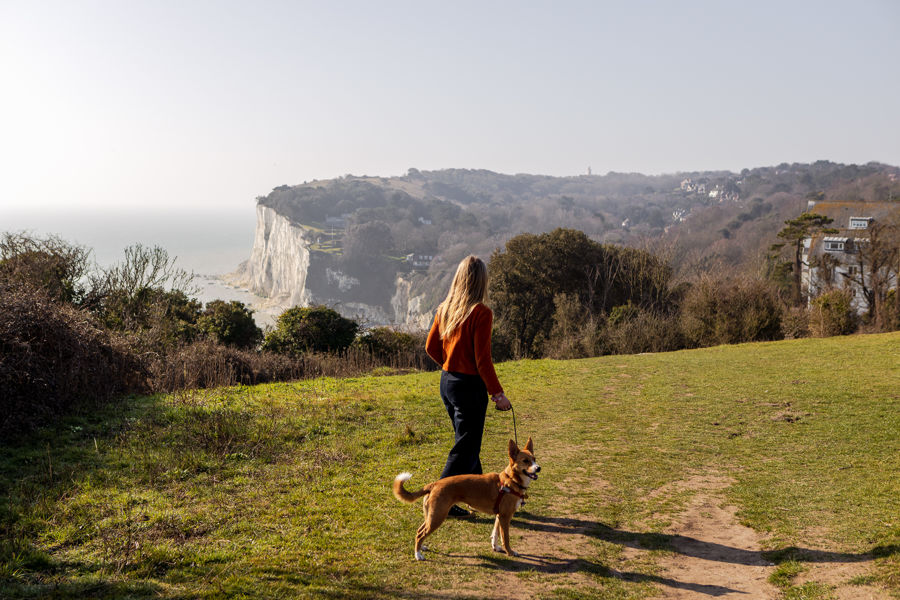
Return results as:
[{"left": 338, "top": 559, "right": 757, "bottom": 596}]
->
[
  {"left": 801, "top": 201, "right": 900, "bottom": 315},
  {"left": 325, "top": 213, "right": 352, "bottom": 228},
  {"left": 405, "top": 254, "right": 434, "bottom": 270}
]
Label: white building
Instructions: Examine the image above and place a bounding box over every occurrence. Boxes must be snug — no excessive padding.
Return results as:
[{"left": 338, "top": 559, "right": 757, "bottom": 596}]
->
[{"left": 802, "top": 202, "right": 900, "bottom": 315}]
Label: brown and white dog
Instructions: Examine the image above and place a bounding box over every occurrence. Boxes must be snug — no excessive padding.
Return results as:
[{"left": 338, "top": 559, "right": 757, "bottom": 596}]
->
[{"left": 393, "top": 437, "right": 540, "bottom": 560}]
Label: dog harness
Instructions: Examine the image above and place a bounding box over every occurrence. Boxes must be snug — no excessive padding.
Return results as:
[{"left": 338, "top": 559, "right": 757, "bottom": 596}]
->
[{"left": 493, "top": 485, "right": 526, "bottom": 514}]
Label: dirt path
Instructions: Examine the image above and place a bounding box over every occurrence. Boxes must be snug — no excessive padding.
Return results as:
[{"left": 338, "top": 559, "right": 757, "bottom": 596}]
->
[
  {"left": 652, "top": 476, "right": 779, "bottom": 599},
  {"left": 412, "top": 471, "right": 889, "bottom": 599},
  {"left": 652, "top": 475, "right": 890, "bottom": 600}
]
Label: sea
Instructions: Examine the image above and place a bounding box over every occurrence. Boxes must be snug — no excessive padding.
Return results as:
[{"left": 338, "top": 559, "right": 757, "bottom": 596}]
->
[{"left": 0, "top": 205, "right": 269, "bottom": 317}]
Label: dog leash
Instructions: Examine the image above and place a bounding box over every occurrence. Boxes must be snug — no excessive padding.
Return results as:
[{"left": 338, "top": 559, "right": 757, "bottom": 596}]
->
[{"left": 498, "top": 400, "right": 518, "bottom": 446}]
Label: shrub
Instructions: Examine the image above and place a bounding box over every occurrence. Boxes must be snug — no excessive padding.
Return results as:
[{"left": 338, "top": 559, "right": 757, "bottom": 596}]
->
[
  {"left": 490, "top": 228, "right": 672, "bottom": 357},
  {"left": 0, "top": 284, "right": 141, "bottom": 436},
  {"left": 197, "top": 300, "right": 263, "bottom": 349},
  {"left": 90, "top": 245, "right": 201, "bottom": 353},
  {"left": 781, "top": 306, "right": 810, "bottom": 339},
  {"left": 544, "top": 293, "right": 603, "bottom": 359},
  {"left": 490, "top": 327, "right": 516, "bottom": 363},
  {"left": 148, "top": 341, "right": 434, "bottom": 394},
  {"left": 100, "top": 288, "right": 202, "bottom": 352},
  {"left": 0, "top": 232, "right": 91, "bottom": 303},
  {"left": 608, "top": 301, "right": 639, "bottom": 327},
  {"left": 809, "top": 289, "right": 858, "bottom": 337},
  {"left": 882, "top": 289, "right": 900, "bottom": 331},
  {"left": 542, "top": 296, "right": 684, "bottom": 359},
  {"left": 354, "top": 327, "right": 426, "bottom": 362},
  {"left": 147, "top": 340, "right": 303, "bottom": 392},
  {"left": 603, "top": 309, "right": 684, "bottom": 355},
  {"left": 263, "top": 305, "right": 358, "bottom": 356},
  {"left": 680, "top": 275, "right": 784, "bottom": 347}
]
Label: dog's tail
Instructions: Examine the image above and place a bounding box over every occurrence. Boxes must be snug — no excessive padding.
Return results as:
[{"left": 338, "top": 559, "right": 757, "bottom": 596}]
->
[{"left": 393, "top": 472, "right": 431, "bottom": 503}]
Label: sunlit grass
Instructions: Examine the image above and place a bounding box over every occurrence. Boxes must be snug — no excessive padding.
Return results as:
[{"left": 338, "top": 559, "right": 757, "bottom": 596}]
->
[{"left": 1, "top": 332, "right": 898, "bottom": 598}]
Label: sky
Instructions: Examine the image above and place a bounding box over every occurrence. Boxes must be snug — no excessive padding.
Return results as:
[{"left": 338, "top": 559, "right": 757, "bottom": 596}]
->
[{"left": 1, "top": 0, "right": 899, "bottom": 214}]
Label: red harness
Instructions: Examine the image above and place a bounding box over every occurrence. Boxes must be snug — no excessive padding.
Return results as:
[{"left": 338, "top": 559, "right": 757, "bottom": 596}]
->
[{"left": 493, "top": 484, "right": 525, "bottom": 514}]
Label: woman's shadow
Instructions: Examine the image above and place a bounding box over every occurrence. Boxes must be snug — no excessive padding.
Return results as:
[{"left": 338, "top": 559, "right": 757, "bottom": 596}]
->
[
  {"left": 441, "top": 511, "right": 897, "bottom": 597},
  {"left": 512, "top": 511, "right": 896, "bottom": 565}
]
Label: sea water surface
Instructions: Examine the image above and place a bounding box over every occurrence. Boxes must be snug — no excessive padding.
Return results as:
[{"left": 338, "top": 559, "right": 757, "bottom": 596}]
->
[{"left": 0, "top": 205, "right": 263, "bottom": 308}]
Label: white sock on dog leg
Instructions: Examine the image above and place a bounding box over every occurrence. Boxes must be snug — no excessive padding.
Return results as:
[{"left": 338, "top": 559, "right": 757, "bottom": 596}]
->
[{"left": 415, "top": 550, "right": 425, "bottom": 561}]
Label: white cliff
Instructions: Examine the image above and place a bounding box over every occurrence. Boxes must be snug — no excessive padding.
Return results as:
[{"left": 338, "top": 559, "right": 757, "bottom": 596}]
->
[
  {"left": 392, "top": 275, "right": 432, "bottom": 329},
  {"left": 230, "top": 204, "right": 432, "bottom": 328},
  {"left": 232, "top": 204, "right": 312, "bottom": 308}
]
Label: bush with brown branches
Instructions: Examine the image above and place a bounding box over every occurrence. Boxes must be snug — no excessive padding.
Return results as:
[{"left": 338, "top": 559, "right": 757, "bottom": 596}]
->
[{"left": 0, "top": 284, "right": 142, "bottom": 437}]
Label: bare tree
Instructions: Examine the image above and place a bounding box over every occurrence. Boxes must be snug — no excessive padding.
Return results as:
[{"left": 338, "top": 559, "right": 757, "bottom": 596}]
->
[
  {"left": 88, "top": 244, "right": 197, "bottom": 331},
  {"left": 842, "top": 210, "right": 900, "bottom": 328},
  {"left": 100, "top": 244, "right": 195, "bottom": 295}
]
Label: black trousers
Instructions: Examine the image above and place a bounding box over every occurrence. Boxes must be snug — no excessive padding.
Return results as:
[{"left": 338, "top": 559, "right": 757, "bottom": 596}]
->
[{"left": 439, "top": 370, "right": 489, "bottom": 479}]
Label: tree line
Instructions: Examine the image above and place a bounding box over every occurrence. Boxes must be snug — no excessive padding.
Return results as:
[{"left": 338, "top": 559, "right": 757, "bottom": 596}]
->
[
  {"left": 489, "top": 219, "right": 899, "bottom": 361},
  {"left": 3, "top": 209, "right": 899, "bottom": 436}
]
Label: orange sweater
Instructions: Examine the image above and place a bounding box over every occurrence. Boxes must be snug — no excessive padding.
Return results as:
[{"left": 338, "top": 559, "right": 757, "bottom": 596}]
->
[{"left": 425, "top": 303, "right": 503, "bottom": 396}]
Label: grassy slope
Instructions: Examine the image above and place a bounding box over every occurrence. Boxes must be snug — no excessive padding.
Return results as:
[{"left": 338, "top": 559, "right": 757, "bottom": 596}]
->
[{"left": 1, "top": 333, "right": 898, "bottom": 599}]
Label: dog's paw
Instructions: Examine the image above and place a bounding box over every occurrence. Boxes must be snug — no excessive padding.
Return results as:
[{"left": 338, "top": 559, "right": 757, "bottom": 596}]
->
[
  {"left": 492, "top": 543, "right": 503, "bottom": 552},
  {"left": 414, "top": 551, "right": 425, "bottom": 561},
  {"left": 506, "top": 549, "right": 519, "bottom": 557}
]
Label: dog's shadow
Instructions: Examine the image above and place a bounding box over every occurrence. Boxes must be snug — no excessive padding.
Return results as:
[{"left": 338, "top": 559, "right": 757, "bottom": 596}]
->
[{"left": 429, "top": 542, "right": 742, "bottom": 597}]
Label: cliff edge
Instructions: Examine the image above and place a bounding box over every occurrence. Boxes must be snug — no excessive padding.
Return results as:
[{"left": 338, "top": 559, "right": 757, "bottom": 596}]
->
[{"left": 229, "top": 204, "right": 432, "bottom": 328}]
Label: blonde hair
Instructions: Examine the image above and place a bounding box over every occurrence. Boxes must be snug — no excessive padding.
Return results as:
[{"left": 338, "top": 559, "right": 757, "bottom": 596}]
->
[{"left": 437, "top": 255, "right": 488, "bottom": 339}]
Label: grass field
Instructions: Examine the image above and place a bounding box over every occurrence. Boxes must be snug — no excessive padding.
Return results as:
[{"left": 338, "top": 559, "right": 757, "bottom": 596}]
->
[{"left": 1, "top": 333, "right": 898, "bottom": 599}]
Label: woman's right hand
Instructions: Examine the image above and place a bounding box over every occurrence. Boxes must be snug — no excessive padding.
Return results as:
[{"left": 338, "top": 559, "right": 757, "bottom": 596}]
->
[{"left": 492, "top": 393, "right": 511, "bottom": 411}]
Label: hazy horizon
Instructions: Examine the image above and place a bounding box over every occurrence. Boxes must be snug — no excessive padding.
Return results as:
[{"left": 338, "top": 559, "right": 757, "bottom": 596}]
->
[
  {"left": 0, "top": 205, "right": 255, "bottom": 276},
  {"left": 2, "top": 0, "right": 898, "bottom": 216}
]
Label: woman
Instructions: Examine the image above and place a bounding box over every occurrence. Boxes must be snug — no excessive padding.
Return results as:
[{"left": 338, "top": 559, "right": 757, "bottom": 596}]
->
[{"left": 425, "top": 255, "right": 511, "bottom": 517}]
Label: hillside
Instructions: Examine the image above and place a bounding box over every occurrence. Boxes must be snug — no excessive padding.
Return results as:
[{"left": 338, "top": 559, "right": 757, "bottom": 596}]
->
[
  {"left": 2, "top": 332, "right": 898, "bottom": 599},
  {"left": 239, "top": 162, "right": 900, "bottom": 325}
]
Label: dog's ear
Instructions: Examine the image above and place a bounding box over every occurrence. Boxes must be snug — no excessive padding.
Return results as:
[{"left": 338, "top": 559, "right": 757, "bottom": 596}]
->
[
  {"left": 525, "top": 437, "right": 533, "bottom": 453},
  {"left": 508, "top": 438, "right": 519, "bottom": 459}
]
